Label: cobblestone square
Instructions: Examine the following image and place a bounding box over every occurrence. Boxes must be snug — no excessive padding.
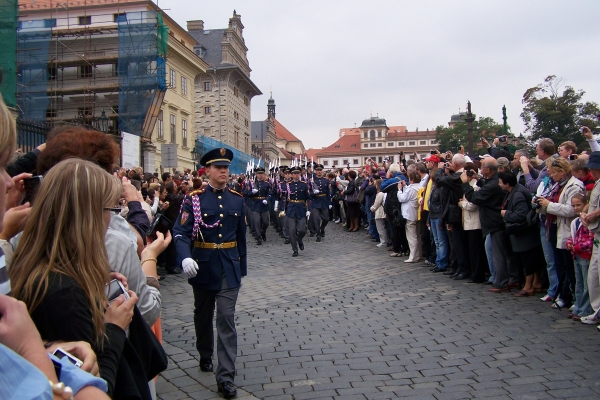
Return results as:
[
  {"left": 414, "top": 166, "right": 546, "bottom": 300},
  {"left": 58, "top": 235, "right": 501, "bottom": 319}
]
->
[{"left": 157, "top": 224, "right": 600, "bottom": 399}]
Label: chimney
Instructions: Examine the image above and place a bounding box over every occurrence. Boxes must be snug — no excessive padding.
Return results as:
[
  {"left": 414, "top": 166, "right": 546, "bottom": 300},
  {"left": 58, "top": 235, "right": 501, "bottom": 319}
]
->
[{"left": 187, "top": 20, "right": 204, "bottom": 31}]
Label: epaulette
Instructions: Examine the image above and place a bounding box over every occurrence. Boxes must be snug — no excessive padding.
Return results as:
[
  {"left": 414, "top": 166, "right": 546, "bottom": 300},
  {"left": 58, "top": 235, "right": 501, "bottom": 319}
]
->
[
  {"left": 188, "top": 188, "right": 205, "bottom": 197},
  {"left": 228, "top": 187, "right": 243, "bottom": 197}
]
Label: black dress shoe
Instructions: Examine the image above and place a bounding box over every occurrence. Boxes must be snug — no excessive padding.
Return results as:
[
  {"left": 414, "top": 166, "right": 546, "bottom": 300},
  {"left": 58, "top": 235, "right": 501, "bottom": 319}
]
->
[
  {"left": 299, "top": 241, "right": 304, "bottom": 251},
  {"left": 262, "top": 234, "right": 267, "bottom": 242},
  {"left": 431, "top": 267, "right": 445, "bottom": 273},
  {"left": 316, "top": 237, "right": 321, "bottom": 242},
  {"left": 309, "top": 232, "right": 315, "bottom": 237},
  {"left": 166, "top": 267, "right": 182, "bottom": 275},
  {"left": 217, "top": 381, "right": 237, "bottom": 398},
  {"left": 199, "top": 358, "right": 213, "bottom": 372},
  {"left": 284, "top": 239, "right": 290, "bottom": 244},
  {"left": 443, "top": 269, "right": 456, "bottom": 276},
  {"left": 453, "top": 273, "right": 468, "bottom": 280},
  {"left": 320, "top": 230, "right": 325, "bottom": 237},
  {"left": 292, "top": 250, "right": 298, "bottom": 257}
]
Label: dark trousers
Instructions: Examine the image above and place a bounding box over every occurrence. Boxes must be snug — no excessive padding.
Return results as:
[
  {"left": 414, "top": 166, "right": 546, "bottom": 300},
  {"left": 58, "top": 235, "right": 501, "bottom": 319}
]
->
[
  {"left": 419, "top": 211, "right": 432, "bottom": 260},
  {"left": 465, "top": 229, "right": 487, "bottom": 282},
  {"left": 451, "top": 225, "right": 470, "bottom": 275},
  {"left": 287, "top": 216, "right": 307, "bottom": 251},
  {"left": 192, "top": 283, "right": 240, "bottom": 384},
  {"left": 387, "top": 216, "right": 408, "bottom": 253},
  {"left": 549, "top": 224, "right": 575, "bottom": 303},
  {"left": 252, "top": 211, "right": 269, "bottom": 238},
  {"left": 311, "top": 207, "right": 329, "bottom": 237}
]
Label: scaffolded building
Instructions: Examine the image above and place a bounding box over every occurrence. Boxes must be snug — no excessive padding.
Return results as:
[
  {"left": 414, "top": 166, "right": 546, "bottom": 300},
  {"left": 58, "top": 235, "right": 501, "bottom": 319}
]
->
[{"left": 16, "top": 0, "right": 168, "bottom": 140}]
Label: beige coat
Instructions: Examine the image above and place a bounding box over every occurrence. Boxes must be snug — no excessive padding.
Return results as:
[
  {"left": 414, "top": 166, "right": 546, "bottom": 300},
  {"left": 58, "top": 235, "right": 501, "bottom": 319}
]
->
[
  {"left": 542, "top": 175, "right": 584, "bottom": 249},
  {"left": 370, "top": 192, "right": 387, "bottom": 219},
  {"left": 458, "top": 179, "right": 481, "bottom": 231}
]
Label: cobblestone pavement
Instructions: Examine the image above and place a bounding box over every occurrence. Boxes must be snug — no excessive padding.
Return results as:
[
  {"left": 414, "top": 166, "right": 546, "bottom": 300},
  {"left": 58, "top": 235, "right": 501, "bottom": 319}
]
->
[{"left": 157, "top": 222, "right": 600, "bottom": 400}]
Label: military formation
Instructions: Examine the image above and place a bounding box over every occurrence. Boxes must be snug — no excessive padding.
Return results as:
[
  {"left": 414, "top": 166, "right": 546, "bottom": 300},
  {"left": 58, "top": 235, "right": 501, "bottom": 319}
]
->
[{"left": 172, "top": 147, "right": 332, "bottom": 398}]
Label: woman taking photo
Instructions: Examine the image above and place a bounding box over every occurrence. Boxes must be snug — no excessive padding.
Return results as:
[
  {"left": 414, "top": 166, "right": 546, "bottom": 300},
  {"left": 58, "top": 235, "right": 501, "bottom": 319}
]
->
[
  {"left": 343, "top": 170, "right": 361, "bottom": 232},
  {"left": 10, "top": 159, "right": 141, "bottom": 398},
  {"left": 537, "top": 157, "right": 584, "bottom": 308},
  {"left": 499, "top": 171, "right": 544, "bottom": 296}
]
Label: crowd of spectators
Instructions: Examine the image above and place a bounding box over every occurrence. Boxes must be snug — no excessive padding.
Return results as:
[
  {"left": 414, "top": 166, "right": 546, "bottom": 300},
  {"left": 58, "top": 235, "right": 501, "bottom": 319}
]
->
[{"left": 329, "top": 131, "right": 600, "bottom": 331}]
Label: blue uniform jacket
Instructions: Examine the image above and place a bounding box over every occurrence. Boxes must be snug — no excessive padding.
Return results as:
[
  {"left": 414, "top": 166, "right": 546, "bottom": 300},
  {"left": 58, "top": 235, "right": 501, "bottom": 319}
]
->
[
  {"left": 284, "top": 179, "right": 309, "bottom": 219},
  {"left": 310, "top": 176, "right": 331, "bottom": 210},
  {"left": 173, "top": 186, "right": 247, "bottom": 291},
  {"left": 243, "top": 180, "right": 272, "bottom": 213}
]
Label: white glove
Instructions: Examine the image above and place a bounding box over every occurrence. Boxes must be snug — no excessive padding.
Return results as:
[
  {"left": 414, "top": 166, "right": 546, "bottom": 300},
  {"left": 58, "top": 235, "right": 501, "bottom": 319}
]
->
[
  {"left": 262, "top": 200, "right": 268, "bottom": 205},
  {"left": 329, "top": 205, "right": 333, "bottom": 209},
  {"left": 313, "top": 189, "right": 320, "bottom": 195},
  {"left": 252, "top": 189, "right": 258, "bottom": 194},
  {"left": 182, "top": 258, "right": 199, "bottom": 279},
  {"left": 306, "top": 211, "right": 311, "bottom": 218},
  {"left": 274, "top": 200, "right": 279, "bottom": 211}
]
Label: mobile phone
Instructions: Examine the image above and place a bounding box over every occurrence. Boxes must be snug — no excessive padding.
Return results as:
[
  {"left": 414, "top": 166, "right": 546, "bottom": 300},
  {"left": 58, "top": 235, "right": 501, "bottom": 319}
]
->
[
  {"left": 23, "top": 175, "right": 43, "bottom": 205},
  {"left": 569, "top": 154, "right": 578, "bottom": 161},
  {"left": 105, "top": 279, "right": 130, "bottom": 304},
  {"left": 52, "top": 348, "right": 83, "bottom": 368}
]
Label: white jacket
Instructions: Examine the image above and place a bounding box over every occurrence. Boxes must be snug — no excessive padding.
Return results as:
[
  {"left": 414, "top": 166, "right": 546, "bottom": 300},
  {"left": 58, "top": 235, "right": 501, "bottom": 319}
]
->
[
  {"left": 458, "top": 179, "right": 481, "bottom": 231},
  {"left": 370, "top": 192, "right": 387, "bottom": 219},
  {"left": 543, "top": 175, "right": 584, "bottom": 249},
  {"left": 397, "top": 183, "right": 419, "bottom": 222}
]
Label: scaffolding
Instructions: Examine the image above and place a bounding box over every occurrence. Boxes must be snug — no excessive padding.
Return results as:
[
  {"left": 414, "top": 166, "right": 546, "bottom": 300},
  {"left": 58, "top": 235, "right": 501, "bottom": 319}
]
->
[
  {"left": 15, "top": 5, "right": 167, "bottom": 138},
  {"left": 0, "top": 0, "right": 18, "bottom": 108}
]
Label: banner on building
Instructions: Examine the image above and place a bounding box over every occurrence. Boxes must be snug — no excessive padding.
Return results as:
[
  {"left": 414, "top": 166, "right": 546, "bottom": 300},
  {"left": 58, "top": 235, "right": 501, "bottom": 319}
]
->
[{"left": 121, "top": 131, "right": 140, "bottom": 168}]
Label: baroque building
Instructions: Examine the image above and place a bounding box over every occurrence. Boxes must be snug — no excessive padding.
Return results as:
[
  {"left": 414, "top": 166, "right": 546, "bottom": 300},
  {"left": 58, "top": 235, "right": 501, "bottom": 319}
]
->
[
  {"left": 187, "top": 11, "right": 261, "bottom": 154},
  {"left": 316, "top": 116, "right": 437, "bottom": 169}
]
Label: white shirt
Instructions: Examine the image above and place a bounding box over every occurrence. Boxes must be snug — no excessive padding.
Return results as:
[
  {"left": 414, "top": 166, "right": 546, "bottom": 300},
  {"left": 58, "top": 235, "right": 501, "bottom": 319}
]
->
[
  {"left": 419, "top": 174, "right": 429, "bottom": 188},
  {"left": 397, "top": 183, "right": 420, "bottom": 222}
]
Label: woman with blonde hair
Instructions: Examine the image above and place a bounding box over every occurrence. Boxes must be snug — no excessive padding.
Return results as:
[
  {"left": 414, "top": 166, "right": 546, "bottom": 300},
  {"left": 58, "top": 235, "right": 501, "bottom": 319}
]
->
[{"left": 10, "top": 158, "right": 141, "bottom": 397}]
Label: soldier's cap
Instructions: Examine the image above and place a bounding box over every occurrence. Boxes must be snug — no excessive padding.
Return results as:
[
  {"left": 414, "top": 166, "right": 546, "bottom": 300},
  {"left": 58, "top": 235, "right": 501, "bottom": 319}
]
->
[
  {"left": 314, "top": 164, "right": 324, "bottom": 170},
  {"left": 282, "top": 167, "right": 290, "bottom": 173},
  {"left": 200, "top": 147, "right": 233, "bottom": 167},
  {"left": 290, "top": 166, "right": 301, "bottom": 173},
  {"left": 254, "top": 167, "right": 266, "bottom": 173}
]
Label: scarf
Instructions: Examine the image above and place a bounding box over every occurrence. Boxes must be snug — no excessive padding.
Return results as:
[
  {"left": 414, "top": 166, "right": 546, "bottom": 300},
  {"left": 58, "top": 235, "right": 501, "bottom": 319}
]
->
[{"left": 545, "top": 175, "right": 570, "bottom": 233}]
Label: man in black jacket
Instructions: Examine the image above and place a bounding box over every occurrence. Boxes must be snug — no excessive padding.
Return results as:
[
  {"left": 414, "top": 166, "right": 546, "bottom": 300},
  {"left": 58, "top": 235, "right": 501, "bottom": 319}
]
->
[
  {"left": 435, "top": 154, "right": 471, "bottom": 280},
  {"left": 461, "top": 158, "right": 516, "bottom": 292}
]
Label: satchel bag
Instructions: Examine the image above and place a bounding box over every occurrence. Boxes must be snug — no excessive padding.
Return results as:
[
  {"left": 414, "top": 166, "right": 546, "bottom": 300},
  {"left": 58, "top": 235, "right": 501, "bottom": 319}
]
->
[
  {"left": 357, "top": 188, "right": 366, "bottom": 204},
  {"left": 346, "top": 184, "right": 359, "bottom": 204}
]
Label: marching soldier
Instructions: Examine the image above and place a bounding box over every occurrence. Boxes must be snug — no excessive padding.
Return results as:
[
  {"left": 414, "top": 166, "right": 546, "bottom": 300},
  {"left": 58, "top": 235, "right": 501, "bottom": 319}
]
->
[
  {"left": 173, "top": 147, "right": 246, "bottom": 399},
  {"left": 285, "top": 165, "right": 310, "bottom": 256},
  {"left": 278, "top": 167, "right": 291, "bottom": 244},
  {"left": 244, "top": 166, "right": 272, "bottom": 245},
  {"left": 310, "top": 164, "right": 332, "bottom": 242}
]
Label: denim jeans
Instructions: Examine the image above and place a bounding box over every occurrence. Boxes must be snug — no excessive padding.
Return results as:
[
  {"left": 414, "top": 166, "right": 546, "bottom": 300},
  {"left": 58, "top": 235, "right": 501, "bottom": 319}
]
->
[
  {"left": 430, "top": 218, "right": 449, "bottom": 270},
  {"left": 365, "top": 198, "right": 379, "bottom": 240},
  {"left": 574, "top": 255, "right": 594, "bottom": 317},
  {"left": 485, "top": 234, "right": 495, "bottom": 283},
  {"left": 540, "top": 223, "right": 558, "bottom": 297}
]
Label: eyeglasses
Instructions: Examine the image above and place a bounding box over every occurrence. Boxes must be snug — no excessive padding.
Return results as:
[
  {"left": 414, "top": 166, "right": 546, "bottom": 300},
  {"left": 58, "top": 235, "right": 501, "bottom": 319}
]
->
[{"left": 104, "top": 207, "right": 122, "bottom": 214}]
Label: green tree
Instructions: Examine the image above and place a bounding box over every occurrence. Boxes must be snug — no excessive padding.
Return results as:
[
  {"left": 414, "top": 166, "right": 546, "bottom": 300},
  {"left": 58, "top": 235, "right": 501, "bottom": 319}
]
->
[
  {"left": 435, "top": 116, "right": 508, "bottom": 154},
  {"left": 521, "top": 75, "right": 600, "bottom": 150}
]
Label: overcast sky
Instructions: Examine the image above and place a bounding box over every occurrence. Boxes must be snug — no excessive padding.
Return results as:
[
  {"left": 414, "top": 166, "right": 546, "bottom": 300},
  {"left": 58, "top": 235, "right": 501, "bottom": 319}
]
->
[{"left": 161, "top": 0, "right": 600, "bottom": 150}]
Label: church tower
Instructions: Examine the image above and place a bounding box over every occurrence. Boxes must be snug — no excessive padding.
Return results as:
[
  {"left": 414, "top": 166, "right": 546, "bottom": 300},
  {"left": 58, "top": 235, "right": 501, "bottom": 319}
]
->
[{"left": 267, "top": 92, "right": 276, "bottom": 120}]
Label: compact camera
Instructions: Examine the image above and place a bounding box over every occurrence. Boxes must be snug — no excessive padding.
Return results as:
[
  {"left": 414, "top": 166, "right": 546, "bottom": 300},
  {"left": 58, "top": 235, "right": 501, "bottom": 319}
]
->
[
  {"left": 466, "top": 170, "right": 475, "bottom": 177},
  {"left": 105, "top": 279, "right": 129, "bottom": 305},
  {"left": 52, "top": 348, "right": 83, "bottom": 368},
  {"left": 498, "top": 135, "right": 507, "bottom": 143}
]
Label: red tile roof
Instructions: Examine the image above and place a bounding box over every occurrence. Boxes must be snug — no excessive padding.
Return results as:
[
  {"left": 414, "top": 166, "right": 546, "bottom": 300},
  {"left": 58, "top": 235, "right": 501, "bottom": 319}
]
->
[
  {"left": 273, "top": 118, "right": 301, "bottom": 142},
  {"left": 278, "top": 147, "right": 293, "bottom": 160},
  {"left": 315, "top": 135, "right": 361, "bottom": 157},
  {"left": 304, "top": 148, "right": 319, "bottom": 161},
  {"left": 338, "top": 128, "right": 361, "bottom": 137}
]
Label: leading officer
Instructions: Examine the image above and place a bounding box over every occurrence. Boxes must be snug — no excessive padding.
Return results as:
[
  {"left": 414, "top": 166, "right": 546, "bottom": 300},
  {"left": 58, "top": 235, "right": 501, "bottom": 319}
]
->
[
  {"left": 285, "top": 165, "right": 310, "bottom": 257},
  {"left": 173, "top": 147, "right": 246, "bottom": 399}
]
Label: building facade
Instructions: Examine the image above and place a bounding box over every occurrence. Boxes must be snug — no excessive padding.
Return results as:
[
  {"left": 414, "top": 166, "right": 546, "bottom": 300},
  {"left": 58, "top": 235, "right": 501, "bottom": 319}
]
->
[
  {"left": 187, "top": 12, "right": 262, "bottom": 155},
  {"left": 316, "top": 116, "right": 437, "bottom": 169},
  {"left": 17, "top": 0, "right": 209, "bottom": 173}
]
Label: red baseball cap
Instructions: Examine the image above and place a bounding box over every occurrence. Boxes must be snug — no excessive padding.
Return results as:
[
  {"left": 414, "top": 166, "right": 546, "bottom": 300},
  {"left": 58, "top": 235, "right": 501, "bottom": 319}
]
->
[{"left": 425, "top": 155, "right": 441, "bottom": 163}]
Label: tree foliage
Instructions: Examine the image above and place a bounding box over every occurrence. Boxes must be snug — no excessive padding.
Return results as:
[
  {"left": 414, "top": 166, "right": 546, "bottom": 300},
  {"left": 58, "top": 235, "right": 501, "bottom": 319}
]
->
[
  {"left": 521, "top": 75, "right": 600, "bottom": 150},
  {"left": 435, "top": 116, "right": 509, "bottom": 154}
]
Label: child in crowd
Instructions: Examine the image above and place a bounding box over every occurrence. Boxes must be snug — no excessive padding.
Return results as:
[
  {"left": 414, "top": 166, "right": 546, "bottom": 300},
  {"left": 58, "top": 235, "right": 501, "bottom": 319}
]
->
[
  {"left": 566, "top": 193, "right": 594, "bottom": 320},
  {"left": 370, "top": 179, "right": 388, "bottom": 248}
]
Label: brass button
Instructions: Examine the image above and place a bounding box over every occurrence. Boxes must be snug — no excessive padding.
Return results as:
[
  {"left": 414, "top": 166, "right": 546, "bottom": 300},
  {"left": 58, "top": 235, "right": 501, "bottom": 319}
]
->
[
  {"left": 220, "top": 214, "right": 223, "bottom": 217},
  {"left": 219, "top": 224, "right": 223, "bottom": 228},
  {"left": 218, "top": 196, "right": 222, "bottom": 199},
  {"left": 218, "top": 234, "right": 222, "bottom": 238},
  {"left": 235, "top": 213, "right": 238, "bottom": 216},
  {"left": 204, "top": 213, "right": 207, "bottom": 217},
  {"left": 219, "top": 205, "right": 223, "bottom": 208}
]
